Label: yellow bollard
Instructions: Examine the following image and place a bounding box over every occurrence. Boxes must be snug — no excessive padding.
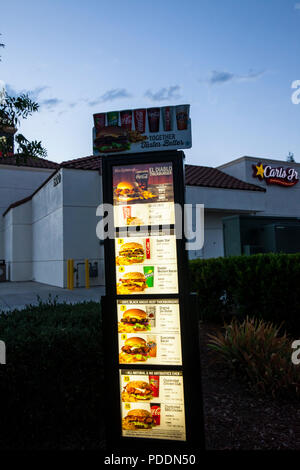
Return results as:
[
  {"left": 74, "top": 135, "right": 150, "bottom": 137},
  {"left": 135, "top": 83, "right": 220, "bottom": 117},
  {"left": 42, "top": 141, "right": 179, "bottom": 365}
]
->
[
  {"left": 85, "top": 259, "right": 90, "bottom": 289},
  {"left": 67, "top": 259, "right": 70, "bottom": 289},
  {"left": 70, "top": 259, "right": 74, "bottom": 290}
]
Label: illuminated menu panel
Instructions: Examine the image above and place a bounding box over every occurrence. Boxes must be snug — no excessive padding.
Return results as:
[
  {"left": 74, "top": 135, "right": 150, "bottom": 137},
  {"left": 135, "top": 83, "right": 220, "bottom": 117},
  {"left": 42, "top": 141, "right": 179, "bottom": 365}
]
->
[
  {"left": 120, "top": 369, "right": 186, "bottom": 441},
  {"left": 117, "top": 299, "right": 182, "bottom": 366},
  {"left": 115, "top": 230, "right": 178, "bottom": 295},
  {"left": 113, "top": 162, "right": 175, "bottom": 227}
]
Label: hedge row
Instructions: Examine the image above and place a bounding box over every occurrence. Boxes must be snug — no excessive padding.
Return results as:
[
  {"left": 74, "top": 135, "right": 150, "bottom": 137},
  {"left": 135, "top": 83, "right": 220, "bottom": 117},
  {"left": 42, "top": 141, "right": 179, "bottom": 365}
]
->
[
  {"left": 189, "top": 253, "right": 300, "bottom": 334},
  {"left": 0, "top": 298, "right": 104, "bottom": 450}
]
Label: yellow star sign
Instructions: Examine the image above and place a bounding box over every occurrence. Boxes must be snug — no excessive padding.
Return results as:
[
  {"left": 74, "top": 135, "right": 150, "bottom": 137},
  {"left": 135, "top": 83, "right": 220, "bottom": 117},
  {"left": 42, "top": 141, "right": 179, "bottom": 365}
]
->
[{"left": 256, "top": 163, "right": 264, "bottom": 178}]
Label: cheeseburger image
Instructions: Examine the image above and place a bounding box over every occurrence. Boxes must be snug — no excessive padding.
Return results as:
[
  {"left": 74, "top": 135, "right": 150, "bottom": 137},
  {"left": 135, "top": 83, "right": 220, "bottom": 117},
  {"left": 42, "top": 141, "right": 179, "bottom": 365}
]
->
[
  {"left": 115, "top": 181, "right": 141, "bottom": 201},
  {"left": 94, "top": 126, "right": 130, "bottom": 153},
  {"left": 116, "top": 242, "right": 145, "bottom": 266},
  {"left": 117, "top": 272, "right": 147, "bottom": 294},
  {"left": 122, "top": 409, "right": 155, "bottom": 430},
  {"left": 122, "top": 380, "right": 153, "bottom": 402},
  {"left": 119, "top": 337, "right": 150, "bottom": 363},
  {"left": 118, "top": 308, "right": 150, "bottom": 333}
]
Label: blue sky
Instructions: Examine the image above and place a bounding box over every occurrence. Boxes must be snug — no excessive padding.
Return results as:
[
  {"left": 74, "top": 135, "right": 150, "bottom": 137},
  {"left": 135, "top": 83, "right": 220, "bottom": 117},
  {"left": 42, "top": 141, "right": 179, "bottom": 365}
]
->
[{"left": 1, "top": 0, "right": 300, "bottom": 166}]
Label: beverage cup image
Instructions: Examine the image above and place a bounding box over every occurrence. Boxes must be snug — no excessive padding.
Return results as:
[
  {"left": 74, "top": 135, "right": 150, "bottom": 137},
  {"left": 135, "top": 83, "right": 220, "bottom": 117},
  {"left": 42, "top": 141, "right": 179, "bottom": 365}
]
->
[
  {"left": 147, "top": 337, "right": 157, "bottom": 358},
  {"left": 147, "top": 107, "right": 160, "bottom": 132},
  {"left": 150, "top": 403, "right": 161, "bottom": 426},
  {"left": 107, "top": 111, "right": 119, "bottom": 126},
  {"left": 149, "top": 375, "right": 160, "bottom": 397},
  {"left": 122, "top": 206, "right": 132, "bottom": 222},
  {"left": 93, "top": 113, "right": 106, "bottom": 132},
  {"left": 143, "top": 266, "right": 154, "bottom": 287},
  {"left": 162, "top": 106, "right": 173, "bottom": 131},
  {"left": 120, "top": 110, "right": 132, "bottom": 130},
  {"left": 135, "top": 169, "right": 149, "bottom": 191},
  {"left": 175, "top": 104, "right": 190, "bottom": 130},
  {"left": 134, "top": 109, "right": 146, "bottom": 133}
]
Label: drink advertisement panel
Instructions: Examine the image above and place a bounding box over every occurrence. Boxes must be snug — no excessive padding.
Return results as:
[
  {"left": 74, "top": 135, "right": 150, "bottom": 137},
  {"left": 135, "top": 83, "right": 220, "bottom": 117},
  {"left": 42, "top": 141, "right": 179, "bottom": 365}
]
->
[
  {"left": 117, "top": 299, "right": 182, "bottom": 366},
  {"left": 115, "top": 230, "right": 178, "bottom": 295},
  {"left": 93, "top": 105, "right": 191, "bottom": 156},
  {"left": 120, "top": 370, "right": 186, "bottom": 441},
  {"left": 112, "top": 161, "right": 175, "bottom": 227}
]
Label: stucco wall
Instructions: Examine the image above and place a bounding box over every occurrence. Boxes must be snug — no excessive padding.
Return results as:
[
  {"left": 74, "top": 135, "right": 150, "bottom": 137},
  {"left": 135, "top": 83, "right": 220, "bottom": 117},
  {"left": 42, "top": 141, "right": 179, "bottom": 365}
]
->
[
  {"left": 4, "top": 200, "right": 32, "bottom": 281},
  {"left": 31, "top": 171, "right": 64, "bottom": 287},
  {"left": 0, "top": 165, "right": 53, "bottom": 259},
  {"left": 62, "top": 169, "right": 104, "bottom": 287}
]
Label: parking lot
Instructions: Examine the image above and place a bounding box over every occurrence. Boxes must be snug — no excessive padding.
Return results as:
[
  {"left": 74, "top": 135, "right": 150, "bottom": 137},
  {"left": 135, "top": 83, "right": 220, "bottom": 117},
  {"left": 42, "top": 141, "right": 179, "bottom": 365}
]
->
[{"left": 0, "top": 281, "right": 105, "bottom": 312}]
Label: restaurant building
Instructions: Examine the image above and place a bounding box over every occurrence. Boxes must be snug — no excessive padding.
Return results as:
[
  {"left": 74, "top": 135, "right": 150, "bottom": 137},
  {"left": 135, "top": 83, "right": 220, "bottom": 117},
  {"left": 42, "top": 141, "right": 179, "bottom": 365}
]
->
[{"left": 0, "top": 154, "right": 299, "bottom": 287}]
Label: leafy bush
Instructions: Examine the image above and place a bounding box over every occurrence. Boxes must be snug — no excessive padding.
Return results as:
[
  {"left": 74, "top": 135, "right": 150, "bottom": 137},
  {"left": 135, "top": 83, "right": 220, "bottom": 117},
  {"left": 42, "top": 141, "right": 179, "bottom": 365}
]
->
[
  {"left": 0, "top": 298, "right": 104, "bottom": 450},
  {"left": 208, "top": 317, "right": 300, "bottom": 399},
  {"left": 189, "top": 253, "right": 300, "bottom": 334}
]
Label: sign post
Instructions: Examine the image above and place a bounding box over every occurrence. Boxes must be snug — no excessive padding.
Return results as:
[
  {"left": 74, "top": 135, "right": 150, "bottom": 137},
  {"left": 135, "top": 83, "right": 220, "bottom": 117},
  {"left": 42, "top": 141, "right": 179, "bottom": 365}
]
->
[{"left": 99, "top": 105, "right": 204, "bottom": 451}]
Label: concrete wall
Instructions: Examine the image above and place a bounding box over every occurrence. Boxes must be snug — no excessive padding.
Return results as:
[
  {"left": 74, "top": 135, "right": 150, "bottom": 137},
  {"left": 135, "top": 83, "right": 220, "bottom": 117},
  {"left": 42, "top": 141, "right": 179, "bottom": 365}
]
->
[
  {"left": 219, "top": 157, "right": 300, "bottom": 217},
  {"left": 0, "top": 165, "right": 53, "bottom": 260},
  {"left": 4, "top": 200, "right": 32, "bottom": 281},
  {"left": 62, "top": 169, "right": 105, "bottom": 287},
  {"left": 31, "top": 171, "right": 64, "bottom": 287}
]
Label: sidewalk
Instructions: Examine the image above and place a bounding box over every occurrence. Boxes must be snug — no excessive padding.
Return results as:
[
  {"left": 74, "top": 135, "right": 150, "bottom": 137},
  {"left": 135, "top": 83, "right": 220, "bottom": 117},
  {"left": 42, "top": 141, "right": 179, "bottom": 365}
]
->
[{"left": 0, "top": 281, "right": 105, "bottom": 312}]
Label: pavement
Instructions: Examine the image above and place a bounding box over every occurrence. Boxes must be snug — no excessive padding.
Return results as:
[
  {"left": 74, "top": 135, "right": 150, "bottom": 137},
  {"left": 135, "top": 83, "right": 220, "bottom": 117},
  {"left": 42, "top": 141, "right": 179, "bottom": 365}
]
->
[{"left": 0, "top": 281, "right": 105, "bottom": 312}]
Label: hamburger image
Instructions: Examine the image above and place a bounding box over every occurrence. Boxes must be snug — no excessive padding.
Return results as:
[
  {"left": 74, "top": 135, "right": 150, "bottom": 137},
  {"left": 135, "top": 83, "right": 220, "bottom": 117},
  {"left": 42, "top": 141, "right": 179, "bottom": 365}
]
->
[
  {"left": 119, "top": 337, "right": 150, "bottom": 363},
  {"left": 118, "top": 308, "right": 150, "bottom": 333},
  {"left": 122, "top": 381, "right": 153, "bottom": 402},
  {"left": 122, "top": 409, "right": 155, "bottom": 430},
  {"left": 115, "top": 181, "right": 142, "bottom": 201},
  {"left": 94, "top": 126, "right": 130, "bottom": 153},
  {"left": 117, "top": 272, "right": 147, "bottom": 294},
  {"left": 116, "top": 242, "right": 145, "bottom": 266}
]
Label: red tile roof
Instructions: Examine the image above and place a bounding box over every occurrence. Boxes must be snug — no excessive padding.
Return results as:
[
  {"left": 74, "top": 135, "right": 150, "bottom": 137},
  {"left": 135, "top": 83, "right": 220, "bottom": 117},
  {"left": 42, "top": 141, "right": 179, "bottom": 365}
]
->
[
  {"left": 185, "top": 164, "right": 265, "bottom": 192},
  {"left": 0, "top": 155, "right": 59, "bottom": 170},
  {"left": 61, "top": 154, "right": 102, "bottom": 171}
]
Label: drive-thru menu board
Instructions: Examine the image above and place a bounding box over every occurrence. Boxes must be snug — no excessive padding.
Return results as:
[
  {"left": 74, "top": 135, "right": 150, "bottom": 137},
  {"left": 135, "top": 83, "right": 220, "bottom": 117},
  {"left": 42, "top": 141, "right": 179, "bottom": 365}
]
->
[
  {"left": 113, "top": 162, "right": 175, "bottom": 227},
  {"left": 120, "top": 370, "right": 186, "bottom": 441},
  {"left": 102, "top": 150, "right": 203, "bottom": 447},
  {"left": 117, "top": 299, "right": 182, "bottom": 365}
]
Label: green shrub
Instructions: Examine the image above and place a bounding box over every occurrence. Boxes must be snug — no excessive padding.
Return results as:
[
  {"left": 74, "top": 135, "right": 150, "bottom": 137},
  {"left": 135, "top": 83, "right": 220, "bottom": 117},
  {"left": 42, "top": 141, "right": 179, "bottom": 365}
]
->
[
  {"left": 0, "top": 298, "right": 104, "bottom": 450},
  {"left": 189, "top": 253, "right": 300, "bottom": 333},
  {"left": 208, "top": 317, "right": 300, "bottom": 399}
]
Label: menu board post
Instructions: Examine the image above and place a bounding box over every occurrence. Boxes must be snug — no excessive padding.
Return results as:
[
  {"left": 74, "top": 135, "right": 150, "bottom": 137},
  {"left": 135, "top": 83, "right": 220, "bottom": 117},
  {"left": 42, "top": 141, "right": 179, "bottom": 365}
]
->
[{"left": 101, "top": 150, "right": 205, "bottom": 450}]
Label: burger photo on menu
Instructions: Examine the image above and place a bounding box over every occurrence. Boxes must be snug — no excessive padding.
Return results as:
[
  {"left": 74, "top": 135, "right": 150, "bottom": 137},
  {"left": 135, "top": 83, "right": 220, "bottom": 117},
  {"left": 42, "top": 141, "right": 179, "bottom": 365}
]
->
[
  {"left": 119, "top": 337, "right": 151, "bottom": 363},
  {"left": 115, "top": 182, "right": 142, "bottom": 202},
  {"left": 117, "top": 272, "right": 147, "bottom": 294},
  {"left": 94, "top": 126, "right": 130, "bottom": 153},
  {"left": 116, "top": 242, "right": 145, "bottom": 266},
  {"left": 118, "top": 308, "right": 151, "bottom": 333},
  {"left": 122, "top": 409, "right": 155, "bottom": 430},
  {"left": 114, "top": 181, "right": 157, "bottom": 202},
  {"left": 122, "top": 381, "right": 153, "bottom": 402}
]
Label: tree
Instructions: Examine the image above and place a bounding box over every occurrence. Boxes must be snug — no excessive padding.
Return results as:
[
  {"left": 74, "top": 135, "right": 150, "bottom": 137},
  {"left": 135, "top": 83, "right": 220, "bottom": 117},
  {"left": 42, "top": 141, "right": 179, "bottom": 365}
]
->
[
  {"left": 286, "top": 151, "right": 295, "bottom": 163},
  {"left": 0, "top": 35, "right": 47, "bottom": 162}
]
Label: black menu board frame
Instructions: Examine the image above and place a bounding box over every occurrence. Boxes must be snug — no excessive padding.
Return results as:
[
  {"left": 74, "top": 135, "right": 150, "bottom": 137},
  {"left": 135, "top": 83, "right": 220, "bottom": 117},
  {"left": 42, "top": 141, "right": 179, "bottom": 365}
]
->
[{"left": 101, "top": 150, "right": 205, "bottom": 451}]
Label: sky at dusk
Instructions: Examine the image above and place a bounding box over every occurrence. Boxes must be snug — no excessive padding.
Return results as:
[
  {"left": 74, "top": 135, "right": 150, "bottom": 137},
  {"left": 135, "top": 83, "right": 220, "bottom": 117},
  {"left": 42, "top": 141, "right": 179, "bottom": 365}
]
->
[{"left": 1, "top": 0, "right": 300, "bottom": 167}]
